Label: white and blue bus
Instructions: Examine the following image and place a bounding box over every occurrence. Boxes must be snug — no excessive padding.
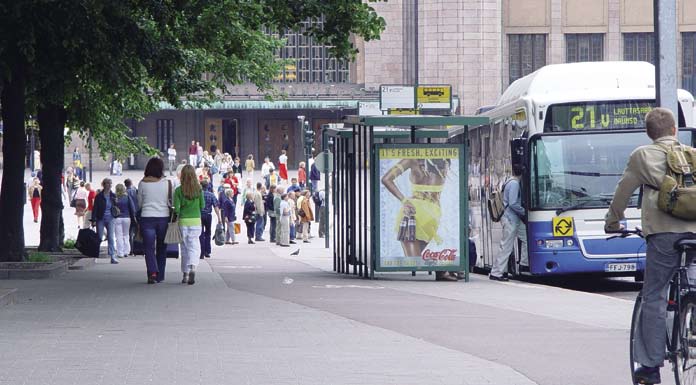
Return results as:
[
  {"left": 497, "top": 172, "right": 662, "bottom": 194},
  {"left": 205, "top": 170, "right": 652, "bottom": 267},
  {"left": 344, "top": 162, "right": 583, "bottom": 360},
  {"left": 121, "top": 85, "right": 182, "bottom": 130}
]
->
[{"left": 466, "top": 61, "right": 695, "bottom": 278}]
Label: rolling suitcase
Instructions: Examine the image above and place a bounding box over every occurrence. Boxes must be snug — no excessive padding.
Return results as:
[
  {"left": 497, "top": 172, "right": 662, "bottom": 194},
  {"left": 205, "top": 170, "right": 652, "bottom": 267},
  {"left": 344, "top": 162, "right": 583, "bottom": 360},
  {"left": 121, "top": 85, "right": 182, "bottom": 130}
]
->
[{"left": 76, "top": 228, "right": 100, "bottom": 258}]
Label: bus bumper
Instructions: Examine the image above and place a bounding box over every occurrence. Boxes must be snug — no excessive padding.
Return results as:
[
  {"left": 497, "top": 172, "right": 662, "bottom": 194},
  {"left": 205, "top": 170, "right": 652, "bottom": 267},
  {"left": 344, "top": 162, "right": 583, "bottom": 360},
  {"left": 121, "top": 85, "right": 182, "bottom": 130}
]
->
[{"left": 529, "top": 250, "right": 645, "bottom": 276}]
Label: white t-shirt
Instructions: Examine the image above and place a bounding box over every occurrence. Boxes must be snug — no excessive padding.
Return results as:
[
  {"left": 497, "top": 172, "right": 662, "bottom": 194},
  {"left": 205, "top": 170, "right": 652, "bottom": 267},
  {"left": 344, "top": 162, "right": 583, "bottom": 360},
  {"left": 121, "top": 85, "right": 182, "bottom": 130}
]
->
[
  {"left": 261, "top": 162, "right": 275, "bottom": 177},
  {"left": 74, "top": 187, "right": 89, "bottom": 200},
  {"left": 167, "top": 148, "right": 177, "bottom": 161},
  {"left": 279, "top": 154, "right": 287, "bottom": 165},
  {"left": 137, "top": 179, "right": 171, "bottom": 218},
  {"left": 280, "top": 200, "right": 290, "bottom": 216}
]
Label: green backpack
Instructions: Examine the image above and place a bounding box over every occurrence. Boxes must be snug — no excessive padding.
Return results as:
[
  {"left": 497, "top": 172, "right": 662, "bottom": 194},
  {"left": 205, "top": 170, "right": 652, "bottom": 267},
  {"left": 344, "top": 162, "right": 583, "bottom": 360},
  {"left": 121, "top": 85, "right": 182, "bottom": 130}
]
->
[{"left": 656, "top": 143, "right": 696, "bottom": 220}]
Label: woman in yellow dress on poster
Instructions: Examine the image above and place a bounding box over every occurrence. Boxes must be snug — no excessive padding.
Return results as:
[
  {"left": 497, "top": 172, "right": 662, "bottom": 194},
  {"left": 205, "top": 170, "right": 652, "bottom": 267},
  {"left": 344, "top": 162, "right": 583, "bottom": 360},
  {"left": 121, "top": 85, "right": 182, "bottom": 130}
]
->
[{"left": 381, "top": 157, "right": 453, "bottom": 270}]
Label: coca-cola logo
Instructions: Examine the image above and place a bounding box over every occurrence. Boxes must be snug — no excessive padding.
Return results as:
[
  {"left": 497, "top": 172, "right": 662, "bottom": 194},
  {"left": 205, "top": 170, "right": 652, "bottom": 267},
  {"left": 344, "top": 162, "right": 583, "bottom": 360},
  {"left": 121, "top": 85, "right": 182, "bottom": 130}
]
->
[{"left": 421, "top": 248, "right": 458, "bottom": 261}]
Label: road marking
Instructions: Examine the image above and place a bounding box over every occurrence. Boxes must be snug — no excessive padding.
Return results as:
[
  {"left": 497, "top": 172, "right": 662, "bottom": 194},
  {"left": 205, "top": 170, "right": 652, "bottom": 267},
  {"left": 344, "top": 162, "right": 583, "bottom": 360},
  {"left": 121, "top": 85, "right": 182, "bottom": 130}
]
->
[
  {"left": 283, "top": 277, "right": 294, "bottom": 285},
  {"left": 312, "top": 284, "right": 385, "bottom": 290}
]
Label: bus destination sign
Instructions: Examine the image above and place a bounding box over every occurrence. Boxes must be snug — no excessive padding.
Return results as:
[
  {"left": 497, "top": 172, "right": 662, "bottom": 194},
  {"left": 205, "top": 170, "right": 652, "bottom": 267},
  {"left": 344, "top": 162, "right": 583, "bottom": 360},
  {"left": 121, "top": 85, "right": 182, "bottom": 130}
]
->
[{"left": 545, "top": 101, "right": 655, "bottom": 132}]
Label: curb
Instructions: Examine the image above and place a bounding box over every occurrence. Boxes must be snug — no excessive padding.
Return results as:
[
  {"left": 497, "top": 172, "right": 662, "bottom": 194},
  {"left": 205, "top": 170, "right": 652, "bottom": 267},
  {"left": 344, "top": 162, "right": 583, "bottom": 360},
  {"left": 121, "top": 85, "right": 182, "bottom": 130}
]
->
[
  {"left": 0, "top": 288, "right": 16, "bottom": 307},
  {"left": 69, "top": 258, "right": 96, "bottom": 271}
]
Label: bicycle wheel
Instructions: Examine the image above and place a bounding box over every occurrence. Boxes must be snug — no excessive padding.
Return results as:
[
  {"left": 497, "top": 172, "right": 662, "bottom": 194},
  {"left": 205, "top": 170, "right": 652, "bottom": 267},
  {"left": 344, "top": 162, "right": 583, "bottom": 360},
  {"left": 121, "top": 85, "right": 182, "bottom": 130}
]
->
[
  {"left": 630, "top": 294, "right": 642, "bottom": 385},
  {"left": 674, "top": 294, "right": 696, "bottom": 384}
]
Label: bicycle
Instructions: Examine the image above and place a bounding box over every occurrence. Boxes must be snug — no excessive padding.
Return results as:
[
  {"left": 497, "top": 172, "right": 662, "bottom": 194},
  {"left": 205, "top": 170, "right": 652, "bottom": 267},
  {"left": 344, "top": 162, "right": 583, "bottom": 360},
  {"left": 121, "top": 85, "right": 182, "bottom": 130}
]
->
[{"left": 611, "top": 228, "right": 696, "bottom": 384}]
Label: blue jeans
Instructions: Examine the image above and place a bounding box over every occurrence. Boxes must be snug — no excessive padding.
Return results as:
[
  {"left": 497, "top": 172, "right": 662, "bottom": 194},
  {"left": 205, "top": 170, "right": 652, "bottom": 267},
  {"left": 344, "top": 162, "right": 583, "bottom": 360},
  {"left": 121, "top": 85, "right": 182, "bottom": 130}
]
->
[
  {"left": 255, "top": 214, "right": 265, "bottom": 240},
  {"left": 96, "top": 219, "right": 115, "bottom": 259},
  {"left": 290, "top": 223, "right": 296, "bottom": 240},
  {"left": 140, "top": 217, "right": 169, "bottom": 281},
  {"left": 200, "top": 213, "right": 212, "bottom": 257}
]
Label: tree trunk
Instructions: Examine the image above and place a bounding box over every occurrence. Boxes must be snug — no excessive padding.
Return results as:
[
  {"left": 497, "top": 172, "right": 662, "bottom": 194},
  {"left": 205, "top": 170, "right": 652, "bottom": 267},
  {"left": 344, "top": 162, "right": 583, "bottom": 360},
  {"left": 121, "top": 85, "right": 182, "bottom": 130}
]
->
[
  {"left": 37, "top": 104, "right": 66, "bottom": 252},
  {"left": 0, "top": 66, "right": 27, "bottom": 262}
]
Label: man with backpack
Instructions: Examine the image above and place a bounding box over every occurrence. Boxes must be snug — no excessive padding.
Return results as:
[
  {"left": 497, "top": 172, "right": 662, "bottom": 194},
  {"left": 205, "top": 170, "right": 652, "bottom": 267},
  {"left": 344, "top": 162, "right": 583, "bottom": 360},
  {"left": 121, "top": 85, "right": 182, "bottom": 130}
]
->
[
  {"left": 605, "top": 107, "right": 696, "bottom": 385},
  {"left": 489, "top": 164, "right": 527, "bottom": 281}
]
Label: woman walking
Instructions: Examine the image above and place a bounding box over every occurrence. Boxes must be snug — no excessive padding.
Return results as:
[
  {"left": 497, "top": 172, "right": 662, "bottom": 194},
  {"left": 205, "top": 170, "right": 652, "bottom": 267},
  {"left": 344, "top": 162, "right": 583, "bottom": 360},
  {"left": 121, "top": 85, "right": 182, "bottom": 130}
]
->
[
  {"left": 278, "top": 150, "right": 288, "bottom": 183},
  {"left": 299, "top": 190, "right": 314, "bottom": 242},
  {"left": 278, "top": 194, "right": 290, "bottom": 247},
  {"left": 138, "top": 158, "right": 172, "bottom": 284},
  {"left": 73, "top": 181, "right": 89, "bottom": 229},
  {"left": 113, "top": 184, "right": 136, "bottom": 259},
  {"left": 298, "top": 161, "right": 307, "bottom": 189},
  {"left": 28, "top": 178, "right": 42, "bottom": 223},
  {"left": 91, "top": 178, "right": 118, "bottom": 264},
  {"left": 245, "top": 154, "right": 255, "bottom": 182},
  {"left": 174, "top": 165, "right": 204, "bottom": 285},
  {"left": 222, "top": 189, "right": 238, "bottom": 245},
  {"left": 243, "top": 192, "right": 256, "bottom": 244},
  {"left": 84, "top": 183, "right": 96, "bottom": 228}
]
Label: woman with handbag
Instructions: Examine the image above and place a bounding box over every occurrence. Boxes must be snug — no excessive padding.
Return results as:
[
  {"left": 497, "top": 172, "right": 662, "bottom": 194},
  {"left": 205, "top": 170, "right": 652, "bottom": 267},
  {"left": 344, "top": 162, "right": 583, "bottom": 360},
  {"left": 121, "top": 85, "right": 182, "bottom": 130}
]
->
[
  {"left": 113, "top": 184, "right": 137, "bottom": 259},
  {"left": 222, "top": 188, "right": 239, "bottom": 245},
  {"left": 138, "top": 158, "right": 173, "bottom": 284},
  {"left": 73, "top": 181, "right": 89, "bottom": 230},
  {"left": 173, "top": 165, "right": 204, "bottom": 285},
  {"left": 90, "top": 178, "right": 118, "bottom": 264},
  {"left": 28, "top": 178, "right": 43, "bottom": 223},
  {"left": 243, "top": 192, "right": 256, "bottom": 244}
]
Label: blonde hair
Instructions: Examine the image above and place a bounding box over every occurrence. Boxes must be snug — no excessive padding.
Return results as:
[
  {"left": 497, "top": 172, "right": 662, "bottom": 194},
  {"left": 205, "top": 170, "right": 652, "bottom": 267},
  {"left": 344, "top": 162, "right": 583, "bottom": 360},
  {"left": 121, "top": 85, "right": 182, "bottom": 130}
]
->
[
  {"left": 180, "top": 165, "right": 201, "bottom": 199},
  {"left": 115, "top": 184, "right": 127, "bottom": 198}
]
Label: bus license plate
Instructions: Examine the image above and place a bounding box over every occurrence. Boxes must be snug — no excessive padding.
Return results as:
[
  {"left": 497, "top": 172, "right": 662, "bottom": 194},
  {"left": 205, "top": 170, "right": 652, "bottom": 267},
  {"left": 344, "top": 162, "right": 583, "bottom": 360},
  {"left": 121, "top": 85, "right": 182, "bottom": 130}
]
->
[{"left": 605, "top": 263, "right": 637, "bottom": 272}]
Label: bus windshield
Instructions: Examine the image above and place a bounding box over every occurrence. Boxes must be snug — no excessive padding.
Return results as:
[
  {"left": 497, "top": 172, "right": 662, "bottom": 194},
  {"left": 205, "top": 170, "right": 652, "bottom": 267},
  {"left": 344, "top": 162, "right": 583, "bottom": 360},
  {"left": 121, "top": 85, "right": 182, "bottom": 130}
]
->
[{"left": 530, "top": 130, "right": 695, "bottom": 210}]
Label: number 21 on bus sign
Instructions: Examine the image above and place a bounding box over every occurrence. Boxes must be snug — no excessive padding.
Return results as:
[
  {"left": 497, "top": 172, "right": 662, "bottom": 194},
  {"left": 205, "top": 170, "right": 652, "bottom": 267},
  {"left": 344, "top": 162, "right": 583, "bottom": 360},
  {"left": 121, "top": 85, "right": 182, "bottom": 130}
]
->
[{"left": 570, "top": 106, "right": 610, "bottom": 130}]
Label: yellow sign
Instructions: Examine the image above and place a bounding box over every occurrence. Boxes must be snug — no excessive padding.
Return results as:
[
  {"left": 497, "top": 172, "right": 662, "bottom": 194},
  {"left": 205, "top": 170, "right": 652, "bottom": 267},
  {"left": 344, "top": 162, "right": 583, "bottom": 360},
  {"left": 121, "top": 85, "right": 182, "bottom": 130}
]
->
[
  {"left": 552, "top": 217, "right": 574, "bottom": 237},
  {"left": 388, "top": 108, "right": 419, "bottom": 115},
  {"left": 416, "top": 85, "right": 451, "bottom": 109}
]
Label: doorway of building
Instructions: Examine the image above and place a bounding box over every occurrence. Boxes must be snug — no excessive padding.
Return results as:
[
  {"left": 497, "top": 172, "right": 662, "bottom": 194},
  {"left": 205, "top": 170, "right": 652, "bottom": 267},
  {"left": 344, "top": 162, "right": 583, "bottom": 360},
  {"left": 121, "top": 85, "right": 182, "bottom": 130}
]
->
[{"left": 222, "top": 119, "right": 238, "bottom": 158}]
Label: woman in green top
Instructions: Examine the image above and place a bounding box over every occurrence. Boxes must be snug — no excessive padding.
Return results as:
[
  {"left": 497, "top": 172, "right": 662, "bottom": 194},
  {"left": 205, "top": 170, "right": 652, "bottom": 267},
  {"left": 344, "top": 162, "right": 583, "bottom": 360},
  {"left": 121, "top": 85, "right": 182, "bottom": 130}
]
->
[{"left": 174, "top": 165, "right": 205, "bottom": 285}]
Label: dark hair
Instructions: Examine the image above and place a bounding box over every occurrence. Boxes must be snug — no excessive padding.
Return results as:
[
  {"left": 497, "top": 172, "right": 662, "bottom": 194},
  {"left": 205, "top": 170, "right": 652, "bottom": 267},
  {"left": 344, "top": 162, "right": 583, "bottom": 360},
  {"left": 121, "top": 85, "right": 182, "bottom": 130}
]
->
[
  {"left": 256, "top": 182, "right": 263, "bottom": 189},
  {"left": 269, "top": 184, "right": 276, "bottom": 193},
  {"left": 144, "top": 157, "right": 165, "bottom": 178},
  {"left": 124, "top": 179, "right": 132, "bottom": 188},
  {"left": 512, "top": 164, "right": 524, "bottom": 176},
  {"left": 200, "top": 180, "right": 209, "bottom": 188},
  {"left": 281, "top": 193, "right": 288, "bottom": 200}
]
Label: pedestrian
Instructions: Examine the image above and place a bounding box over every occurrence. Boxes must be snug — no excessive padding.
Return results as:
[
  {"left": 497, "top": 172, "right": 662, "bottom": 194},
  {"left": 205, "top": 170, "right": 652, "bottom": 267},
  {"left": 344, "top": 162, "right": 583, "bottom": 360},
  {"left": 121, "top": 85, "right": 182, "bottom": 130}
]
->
[
  {"left": 113, "top": 184, "right": 136, "bottom": 259},
  {"left": 310, "top": 161, "right": 321, "bottom": 192},
  {"left": 188, "top": 140, "right": 197, "bottom": 167},
  {"left": 489, "top": 164, "right": 528, "bottom": 281},
  {"left": 28, "top": 178, "right": 42, "bottom": 223},
  {"left": 174, "top": 165, "right": 205, "bottom": 285},
  {"left": 266, "top": 185, "right": 277, "bottom": 243},
  {"left": 232, "top": 157, "right": 243, "bottom": 179},
  {"left": 222, "top": 188, "right": 238, "bottom": 245},
  {"left": 84, "top": 182, "right": 96, "bottom": 229},
  {"left": 265, "top": 168, "right": 279, "bottom": 190},
  {"left": 286, "top": 177, "right": 301, "bottom": 193},
  {"left": 261, "top": 156, "right": 275, "bottom": 180},
  {"left": 73, "top": 160, "right": 84, "bottom": 180},
  {"left": 288, "top": 191, "right": 297, "bottom": 244},
  {"left": 72, "top": 147, "right": 81, "bottom": 163},
  {"left": 243, "top": 192, "right": 256, "bottom": 244},
  {"left": 299, "top": 190, "right": 314, "bottom": 242},
  {"left": 241, "top": 178, "right": 254, "bottom": 202},
  {"left": 278, "top": 149, "right": 288, "bottom": 183},
  {"left": 254, "top": 182, "right": 266, "bottom": 241},
  {"left": 91, "top": 178, "right": 118, "bottom": 264},
  {"left": 605, "top": 108, "right": 696, "bottom": 384},
  {"left": 167, "top": 144, "right": 177, "bottom": 176},
  {"left": 298, "top": 162, "right": 307, "bottom": 189},
  {"left": 278, "top": 193, "right": 291, "bottom": 247},
  {"left": 138, "top": 157, "right": 172, "bottom": 284},
  {"left": 317, "top": 190, "right": 326, "bottom": 238},
  {"left": 245, "top": 154, "right": 255, "bottom": 182},
  {"left": 196, "top": 141, "right": 203, "bottom": 165},
  {"left": 273, "top": 186, "right": 284, "bottom": 244},
  {"left": 124, "top": 179, "right": 138, "bottom": 255},
  {"left": 73, "top": 181, "right": 89, "bottom": 229},
  {"left": 199, "top": 179, "right": 222, "bottom": 259}
]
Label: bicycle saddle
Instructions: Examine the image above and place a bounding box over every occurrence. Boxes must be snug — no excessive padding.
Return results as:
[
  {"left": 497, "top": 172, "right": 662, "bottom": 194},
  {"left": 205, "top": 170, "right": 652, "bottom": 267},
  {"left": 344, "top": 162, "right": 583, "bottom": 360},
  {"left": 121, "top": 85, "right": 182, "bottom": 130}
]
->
[{"left": 675, "top": 239, "right": 696, "bottom": 250}]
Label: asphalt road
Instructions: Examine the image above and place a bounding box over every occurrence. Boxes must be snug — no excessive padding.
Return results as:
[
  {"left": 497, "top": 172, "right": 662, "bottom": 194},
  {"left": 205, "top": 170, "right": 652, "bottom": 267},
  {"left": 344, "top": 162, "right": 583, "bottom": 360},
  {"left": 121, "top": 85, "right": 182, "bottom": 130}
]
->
[{"left": 510, "top": 274, "right": 642, "bottom": 302}]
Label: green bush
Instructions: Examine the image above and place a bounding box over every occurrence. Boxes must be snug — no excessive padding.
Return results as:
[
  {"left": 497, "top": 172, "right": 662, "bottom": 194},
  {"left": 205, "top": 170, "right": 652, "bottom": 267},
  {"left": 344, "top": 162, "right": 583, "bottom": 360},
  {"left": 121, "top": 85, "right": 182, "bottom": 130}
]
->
[
  {"left": 63, "top": 239, "right": 76, "bottom": 249},
  {"left": 27, "top": 252, "right": 52, "bottom": 263}
]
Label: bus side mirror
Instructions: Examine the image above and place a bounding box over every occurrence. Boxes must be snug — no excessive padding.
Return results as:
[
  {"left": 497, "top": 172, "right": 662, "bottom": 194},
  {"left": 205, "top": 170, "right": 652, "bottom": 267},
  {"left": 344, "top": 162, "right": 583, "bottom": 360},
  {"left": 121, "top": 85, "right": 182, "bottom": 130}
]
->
[{"left": 510, "top": 138, "right": 527, "bottom": 172}]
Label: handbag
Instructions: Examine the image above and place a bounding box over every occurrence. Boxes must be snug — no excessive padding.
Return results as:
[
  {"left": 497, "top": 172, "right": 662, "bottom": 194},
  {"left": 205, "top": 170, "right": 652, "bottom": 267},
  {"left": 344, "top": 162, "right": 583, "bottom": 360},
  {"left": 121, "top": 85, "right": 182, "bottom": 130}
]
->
[
  {"left": 164, "top": 212, "right": 182, "bottom": 244},
  {"left": 214, "top": 223, "right": 225, "bottom": 246},
  {"left": 234, "top": 222, "right": 241, "bottom": 234},
  {"left": 110, "top": 196, "right": 121, "bottom": 217}
]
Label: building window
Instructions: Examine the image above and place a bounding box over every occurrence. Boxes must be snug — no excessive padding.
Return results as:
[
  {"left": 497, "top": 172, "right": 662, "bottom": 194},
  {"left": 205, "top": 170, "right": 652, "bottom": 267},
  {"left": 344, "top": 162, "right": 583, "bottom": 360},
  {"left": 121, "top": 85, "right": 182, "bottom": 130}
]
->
[
  {"left": 156, "top": 119, "right": 174, "bottom": 153},
  {"left": 624, "top": 33, "right": 654, "bottom": 63},
  {"left": 509, "top": 34, "right": 546, "bottom": 84},
  {"left": 566, "top": 34, "right": 604, "bottom": 63},
  {"left": 268, "top": 19, "right": 350, "bottom": 83},
  {"left": 684, "top": 33, "right": 696, "bottom": 97}
]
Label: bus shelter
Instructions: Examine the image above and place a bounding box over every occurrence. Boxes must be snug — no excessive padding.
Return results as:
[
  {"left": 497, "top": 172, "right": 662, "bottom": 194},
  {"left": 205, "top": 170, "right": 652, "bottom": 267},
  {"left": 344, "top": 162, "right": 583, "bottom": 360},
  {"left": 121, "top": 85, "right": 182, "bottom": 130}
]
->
[{"left": 320, "top": 115, "right": 488, "bottom": 280}]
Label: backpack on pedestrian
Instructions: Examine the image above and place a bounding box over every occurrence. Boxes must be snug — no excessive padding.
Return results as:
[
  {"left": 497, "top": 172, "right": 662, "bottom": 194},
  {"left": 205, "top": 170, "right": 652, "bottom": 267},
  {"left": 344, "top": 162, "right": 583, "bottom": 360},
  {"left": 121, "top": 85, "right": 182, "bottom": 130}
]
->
[
  {"left": 654, "top": 143, "right": 696, "bottom": 220},
  {"left": 487, "top": 180, "right": 509, "bottom": 222}
]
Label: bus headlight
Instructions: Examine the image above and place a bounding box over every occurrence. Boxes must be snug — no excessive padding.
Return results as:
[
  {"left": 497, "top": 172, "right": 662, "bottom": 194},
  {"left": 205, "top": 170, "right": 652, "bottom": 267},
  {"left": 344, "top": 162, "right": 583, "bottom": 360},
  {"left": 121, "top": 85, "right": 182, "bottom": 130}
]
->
[{"left": 566, "top": 239, "right": 574, "bottom": 247}]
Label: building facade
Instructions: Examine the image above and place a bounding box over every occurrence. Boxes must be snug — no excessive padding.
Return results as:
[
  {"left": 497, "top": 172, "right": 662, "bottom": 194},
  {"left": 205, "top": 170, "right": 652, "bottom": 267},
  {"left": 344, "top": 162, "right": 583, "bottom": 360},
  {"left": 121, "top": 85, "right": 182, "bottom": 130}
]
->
[{"left": 129, "top": 0, "right": 696, "bottom": 169}]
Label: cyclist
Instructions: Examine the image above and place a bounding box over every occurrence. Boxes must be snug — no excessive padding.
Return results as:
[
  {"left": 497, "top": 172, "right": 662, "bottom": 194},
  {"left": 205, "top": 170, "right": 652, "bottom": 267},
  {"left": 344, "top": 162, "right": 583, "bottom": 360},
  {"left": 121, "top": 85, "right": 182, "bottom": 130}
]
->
[{"left": 605, "top": 107, "right": 696, "bottom": 384}]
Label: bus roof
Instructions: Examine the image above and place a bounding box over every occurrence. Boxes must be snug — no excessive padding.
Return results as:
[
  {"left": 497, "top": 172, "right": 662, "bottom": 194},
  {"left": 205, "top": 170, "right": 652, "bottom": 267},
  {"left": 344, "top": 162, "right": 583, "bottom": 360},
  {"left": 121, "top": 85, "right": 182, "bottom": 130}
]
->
[{"left": 498, "top": 61, "right": 659, "bottom": 106}]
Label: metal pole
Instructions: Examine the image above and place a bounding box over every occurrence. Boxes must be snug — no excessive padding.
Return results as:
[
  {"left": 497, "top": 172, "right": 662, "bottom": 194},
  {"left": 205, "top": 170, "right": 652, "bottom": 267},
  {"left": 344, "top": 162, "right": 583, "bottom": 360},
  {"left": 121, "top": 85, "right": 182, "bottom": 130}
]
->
[
  {"left": 29, "top": 126, "right": 34, "bottom": 171},
  {"left": 414, "top": 0, "right": 419, "bottom": 86},
  {"left": 88, "top": 128, "right": 93, "bottom": 183},
  {"left": 654, "top": 0, "right": 679, "bottom": 118},
  {"left": 305, "top": 121, "right": 310, "bottom": 192},
  {"left": 323, "top": 127, "right": 330, "bottom": 249}
]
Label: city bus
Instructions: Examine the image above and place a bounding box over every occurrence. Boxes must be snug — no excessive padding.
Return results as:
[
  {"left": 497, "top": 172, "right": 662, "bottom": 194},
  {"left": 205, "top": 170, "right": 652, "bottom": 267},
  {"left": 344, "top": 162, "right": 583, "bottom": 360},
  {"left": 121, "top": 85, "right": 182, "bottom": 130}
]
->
[{"left": 464, "top": 61, "right": 695, "bottom": 279}]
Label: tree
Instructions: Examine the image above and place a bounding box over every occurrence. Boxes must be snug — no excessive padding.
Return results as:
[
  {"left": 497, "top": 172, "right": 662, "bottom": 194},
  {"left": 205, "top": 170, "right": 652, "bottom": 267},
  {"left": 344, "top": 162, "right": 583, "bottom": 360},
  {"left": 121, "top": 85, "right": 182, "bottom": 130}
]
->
[{"left": 0, "top": 0, "right": 385, "bottom": 260}]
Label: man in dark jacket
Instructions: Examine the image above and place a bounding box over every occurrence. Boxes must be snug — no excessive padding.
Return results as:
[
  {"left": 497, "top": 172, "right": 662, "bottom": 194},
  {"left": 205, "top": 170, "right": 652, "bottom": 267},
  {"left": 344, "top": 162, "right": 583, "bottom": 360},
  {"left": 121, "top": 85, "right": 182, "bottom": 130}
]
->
[
  {"left": 310, "top": 162, "right": 321, "bottom": 192},
  {"left": 90, "top": 178, "right": 118, "bottom": 264},
  {"left": 124, "top": 179, "right": 138, "bottom": 255},
  {"left": 266, "top": 185, "right": 276, "bottom": 243}
]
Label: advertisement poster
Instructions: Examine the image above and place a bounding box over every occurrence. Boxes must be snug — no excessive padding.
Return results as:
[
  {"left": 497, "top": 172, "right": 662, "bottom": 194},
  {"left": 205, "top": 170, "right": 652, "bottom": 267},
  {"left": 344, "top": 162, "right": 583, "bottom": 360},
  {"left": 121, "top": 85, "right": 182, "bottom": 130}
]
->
[{"left": 376, "top": 144, "right": 465, "bottom": 271}]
